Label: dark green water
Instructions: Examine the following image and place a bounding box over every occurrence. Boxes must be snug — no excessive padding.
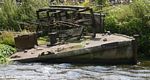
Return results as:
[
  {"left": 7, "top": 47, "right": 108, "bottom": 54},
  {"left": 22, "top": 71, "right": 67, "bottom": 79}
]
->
[{"left": 0, "top": 61, "right": 150, "bottom": 80}]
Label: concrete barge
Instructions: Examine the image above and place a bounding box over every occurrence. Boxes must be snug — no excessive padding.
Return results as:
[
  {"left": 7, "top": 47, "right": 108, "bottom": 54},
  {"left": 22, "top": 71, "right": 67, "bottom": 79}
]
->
[{"left": 10, "top": 34, "right": 137, "bottom": 64}]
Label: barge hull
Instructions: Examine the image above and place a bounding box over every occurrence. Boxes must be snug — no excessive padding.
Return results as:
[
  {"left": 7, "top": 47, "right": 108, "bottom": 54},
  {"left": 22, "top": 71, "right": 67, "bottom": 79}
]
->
[{"left": 12, "top": 34, "right": 137, "bottom": 64}]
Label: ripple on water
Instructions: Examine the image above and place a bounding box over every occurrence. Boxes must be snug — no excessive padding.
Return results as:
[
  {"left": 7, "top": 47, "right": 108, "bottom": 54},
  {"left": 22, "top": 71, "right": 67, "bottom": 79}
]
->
[
  {"left": 53, "top": 63, "right": 73, "bottom": 69},
  {"left": 0, "top": 63, "right": 150, "bottom": 80}
]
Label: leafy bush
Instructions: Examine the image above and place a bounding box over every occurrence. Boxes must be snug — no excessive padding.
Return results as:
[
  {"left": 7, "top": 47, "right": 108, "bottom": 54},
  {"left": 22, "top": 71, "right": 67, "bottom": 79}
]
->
[
  {"left": 104, "top": 0, "right": 150, "bottom": 56},
  {"left": 0, "top": 44, "right": 16, "bottom": 56},
  {"left": 0, "top": 44, "right": 16, "bottom": 64},
  {"left": 95, "top": 0, "right": 108, "bottom": 5},
  {"left": 130, "top": 0, "right": 149, "bottom": 18}
]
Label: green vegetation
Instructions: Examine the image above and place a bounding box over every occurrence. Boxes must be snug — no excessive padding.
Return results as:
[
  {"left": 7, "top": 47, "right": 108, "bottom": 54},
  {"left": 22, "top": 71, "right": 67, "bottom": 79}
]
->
[
  {"left": 103, "top": 0, "right": 150, "bottom": 56},
  {"left": 0, "top": 31, "right": 16, "bottom": 64},
  {"left": 0, "top": 44, "right": 16, "bottom": 64},
  {"left": 0, "top": 0, "right": 49, "bottom": 30},
  {"left": 38, "top": 36, "right": 48, "bottom": 45},
  {"left": 0, "top": 31, "right": 15, "bottom": 46}
]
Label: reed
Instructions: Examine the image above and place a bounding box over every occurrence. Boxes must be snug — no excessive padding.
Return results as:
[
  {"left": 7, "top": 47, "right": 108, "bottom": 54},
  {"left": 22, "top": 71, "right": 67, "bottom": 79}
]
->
[{"left": 0, "top": 0, "right": 49, "bottom": 31}]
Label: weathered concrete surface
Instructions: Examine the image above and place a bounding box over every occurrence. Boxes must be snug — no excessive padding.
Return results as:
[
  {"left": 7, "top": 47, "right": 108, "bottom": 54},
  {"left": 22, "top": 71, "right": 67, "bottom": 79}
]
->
[{"left": 10, "top": 33, "right": 137, "bottom": 64}]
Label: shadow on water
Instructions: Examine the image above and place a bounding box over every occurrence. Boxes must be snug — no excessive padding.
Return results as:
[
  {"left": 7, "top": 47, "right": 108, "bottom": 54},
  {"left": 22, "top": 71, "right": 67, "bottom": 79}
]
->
[{"left": 0, "top": 59, "right": 150, "bottom": 80}]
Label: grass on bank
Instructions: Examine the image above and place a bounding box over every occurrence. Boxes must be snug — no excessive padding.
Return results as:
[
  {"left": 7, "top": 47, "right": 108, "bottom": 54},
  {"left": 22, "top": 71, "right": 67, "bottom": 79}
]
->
[
  {"left": 0, "top": 31, "right": 15, "bottom": 46},
  {"left": 38, "top": 36, "right": 48, "bottom": 45}
]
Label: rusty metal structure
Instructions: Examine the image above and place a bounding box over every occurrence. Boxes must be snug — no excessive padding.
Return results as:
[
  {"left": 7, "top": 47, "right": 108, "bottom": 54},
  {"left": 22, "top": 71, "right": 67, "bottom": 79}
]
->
[
  {"left": 15, "top": 5, "right": 105, "bottom": 49},
  {"left": 35, "top": 6, "right": 97, "bottom": 43}
]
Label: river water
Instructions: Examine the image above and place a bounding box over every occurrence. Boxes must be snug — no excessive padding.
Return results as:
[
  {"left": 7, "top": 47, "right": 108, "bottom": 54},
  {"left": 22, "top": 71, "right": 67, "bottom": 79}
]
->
[{"left": 0, "top": 61, "right": 150, "bottom": 80}]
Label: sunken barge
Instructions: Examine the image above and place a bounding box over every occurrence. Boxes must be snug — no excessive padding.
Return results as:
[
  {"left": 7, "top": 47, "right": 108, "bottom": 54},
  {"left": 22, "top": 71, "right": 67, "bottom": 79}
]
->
[{"left": 11, "top": 6, "right": 137, "bottom": 64}]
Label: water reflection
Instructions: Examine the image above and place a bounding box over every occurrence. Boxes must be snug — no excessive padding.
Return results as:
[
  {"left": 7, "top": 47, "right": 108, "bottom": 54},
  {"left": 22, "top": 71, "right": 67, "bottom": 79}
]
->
[{"left": 0, "top": 62, "right": 150, "bottom": 80}]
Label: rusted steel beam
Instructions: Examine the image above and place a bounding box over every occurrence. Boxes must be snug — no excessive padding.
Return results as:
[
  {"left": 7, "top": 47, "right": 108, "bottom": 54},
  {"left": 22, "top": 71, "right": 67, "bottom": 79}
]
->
[
  {"left": 89, "top": 8, "right": 96, "bottom": 38},
  {"left": 37, "top": 7, "right": 77, "bottom": 12},
  {"left": 55, "top": 21, "right": 81, "bottom": 27},
  {"left": 49, "top": 5, "right": 90, "bottom": 13},
  {"left": 132, "top": 34, "right": 139, "bottom": 64},
  {"left": 48, "top": 32, "right": 57, "bottom": 46},
  {"left": 49, "top": 5, "right": 89, "bottom": 9}
]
